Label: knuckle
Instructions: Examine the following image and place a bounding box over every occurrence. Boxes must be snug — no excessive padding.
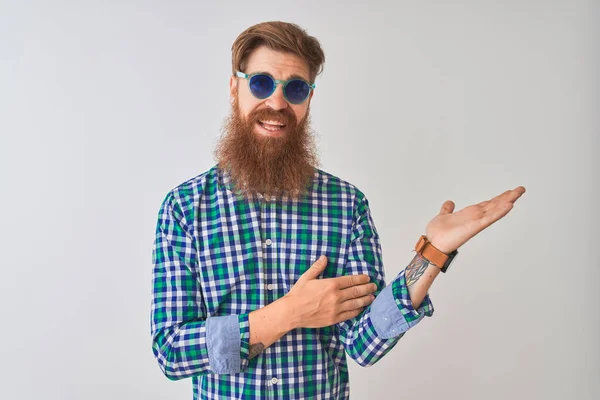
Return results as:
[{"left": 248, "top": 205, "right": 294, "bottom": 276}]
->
[
  {"left": 330, "top": 276, "right": 346, "bottom": 289},
  {"left": 329, "top": 309, "right": 338, "bottom": 322},
  {"left": 331, "top": 291, "right": 341, "bottom": 303},
  {"left": 359, "top": 284, "right": 370, "bottom": 296},
  {"left": 356, "top": 297, "right": 365, "bottom": 308},
  {"left": 346, "top": 275, "right": 356, "bottom": 287}
]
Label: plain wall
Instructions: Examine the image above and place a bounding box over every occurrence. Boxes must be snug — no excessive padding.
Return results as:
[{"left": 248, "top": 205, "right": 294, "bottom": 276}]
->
[{"left": 0, "top": 1, "right": 598, "bottom": 399}]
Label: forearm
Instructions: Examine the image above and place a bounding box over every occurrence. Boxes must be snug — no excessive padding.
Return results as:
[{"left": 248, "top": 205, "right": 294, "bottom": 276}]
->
[
  {"left": 335, "top": 255, "right": 439, "bottom": 368},
  {"left": 248, "top": 251, "right": 442, "bottom": 365},
  {"left": 405, "top": 252, "right": 441, "bottom": 308},
  {"left": 247, "top": 296, "right": 295, "bottom": 358}
]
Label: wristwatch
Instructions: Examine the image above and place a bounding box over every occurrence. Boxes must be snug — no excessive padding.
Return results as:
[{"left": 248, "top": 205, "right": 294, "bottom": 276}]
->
[{"left": 414, "top": 235, "right": 458, "bottom": 273}]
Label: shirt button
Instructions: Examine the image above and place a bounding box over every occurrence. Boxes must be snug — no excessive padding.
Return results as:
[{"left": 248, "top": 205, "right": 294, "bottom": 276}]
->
[
  {"left": 267, "top": 284, "right": 275, "bottom": 290},
  {"left": 270, "top": 377, "right": 279, "bottom": 385},
  {"left": 265, "top": 239, "right": 272, "bottom": 246}
]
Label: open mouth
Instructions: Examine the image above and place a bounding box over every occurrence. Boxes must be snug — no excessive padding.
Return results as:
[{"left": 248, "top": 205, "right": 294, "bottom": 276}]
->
[{"left": 257, "top": 119, "right": 287, "bottom": 134}]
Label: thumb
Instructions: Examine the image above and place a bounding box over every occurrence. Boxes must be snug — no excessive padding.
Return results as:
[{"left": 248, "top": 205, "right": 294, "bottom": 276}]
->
[
  {"left": 439, "top": 200, "right": 455, "bottom": 216},
  {"left": 299, "top": 255, "right": 328, "bottom": 281}
]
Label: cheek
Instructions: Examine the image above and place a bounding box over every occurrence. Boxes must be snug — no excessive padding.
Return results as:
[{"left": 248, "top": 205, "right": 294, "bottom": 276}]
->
[
  {"left": 291, "top": 105, "right": 308, "bottom": 122},
  {"left": 237, "top": 84, "right": 257, "bottom": 108},
  {"left": 238, "top": 97, "right": 261, "bottom": 119}
]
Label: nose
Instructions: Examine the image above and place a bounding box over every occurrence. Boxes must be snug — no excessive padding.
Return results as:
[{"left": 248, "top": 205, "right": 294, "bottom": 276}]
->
[{"left": 265, "top": 84, "right": 288, "bottom": 111}]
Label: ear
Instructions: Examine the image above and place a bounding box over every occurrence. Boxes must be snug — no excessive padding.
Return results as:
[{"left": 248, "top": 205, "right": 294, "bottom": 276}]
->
[
  {"left": 229, "top": 75, "right": 237, "bottom": 102},
  {"left": 307, "top": 89, "right": 315, "bottom": 106}
]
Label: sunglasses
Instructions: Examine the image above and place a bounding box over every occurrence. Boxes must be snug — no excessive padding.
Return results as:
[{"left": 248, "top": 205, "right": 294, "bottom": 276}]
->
[{"left": 235, "top": 71, "right": 315, "bottom": 105}]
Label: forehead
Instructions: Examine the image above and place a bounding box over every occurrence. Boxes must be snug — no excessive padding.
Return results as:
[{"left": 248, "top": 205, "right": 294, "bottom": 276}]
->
[{"left": 244, "top": 45, "right": 310, "bottom": 81}]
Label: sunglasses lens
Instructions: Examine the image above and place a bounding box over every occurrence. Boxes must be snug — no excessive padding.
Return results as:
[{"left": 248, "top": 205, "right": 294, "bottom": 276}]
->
[
  {"left": 249, "top": 74, "right": 274, "bottom": 99},
  {"left": 285, "top": 80, "right": 311, "bottom": 104}
]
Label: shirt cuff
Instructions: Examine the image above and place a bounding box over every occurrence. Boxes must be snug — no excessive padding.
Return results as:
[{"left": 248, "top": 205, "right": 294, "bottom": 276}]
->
[
  {"left": 205, "top": 313, "right": 250, "bottom": 374},
  {"left": 370, "top": 269, "right": 434, "bottom": 339},
  {"left": 238, "top": 313, "right": 250, "bottom": 370},
  {"left": 392, "top": 269, "right": 434, "bottom": 322}
]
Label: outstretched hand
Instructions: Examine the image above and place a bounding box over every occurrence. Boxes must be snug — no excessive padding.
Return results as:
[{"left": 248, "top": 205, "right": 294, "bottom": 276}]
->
[{"left": 426, "top": 186, "right": 526, "bottom": 254}]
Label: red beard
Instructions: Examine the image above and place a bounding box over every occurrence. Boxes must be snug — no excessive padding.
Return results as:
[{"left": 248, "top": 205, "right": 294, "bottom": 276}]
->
[{"left": 215, "top": 97, "right": 319, "bottom": 200}]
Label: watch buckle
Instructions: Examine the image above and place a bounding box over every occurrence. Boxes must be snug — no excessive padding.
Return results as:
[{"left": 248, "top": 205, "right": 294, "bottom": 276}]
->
[{"left": 415, "top": 235, "right": 427, "bottom": 253}]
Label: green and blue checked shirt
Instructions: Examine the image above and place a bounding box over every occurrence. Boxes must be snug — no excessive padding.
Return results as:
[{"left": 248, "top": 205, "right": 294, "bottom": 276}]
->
[{"left": 150, "top": 165, "right": 434, "bottom": 399}]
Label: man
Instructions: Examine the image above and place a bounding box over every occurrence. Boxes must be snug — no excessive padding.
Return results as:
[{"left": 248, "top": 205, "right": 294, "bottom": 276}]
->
[{"left": 150, "top": 21, "right": 525, "bottom": 399}]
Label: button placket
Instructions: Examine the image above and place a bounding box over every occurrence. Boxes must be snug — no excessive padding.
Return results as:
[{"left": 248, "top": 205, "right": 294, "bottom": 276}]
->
[
  {"left": 262, "top": 197, "right": 278, "bottom": 305},
  {"left": 261, "top": 197, "right": 281, "bottom": 397}
]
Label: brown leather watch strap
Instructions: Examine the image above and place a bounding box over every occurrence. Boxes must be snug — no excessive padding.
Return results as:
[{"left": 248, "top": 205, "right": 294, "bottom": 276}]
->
[{"left": 414, "top": 235, "right": 449, "bottom": 269}]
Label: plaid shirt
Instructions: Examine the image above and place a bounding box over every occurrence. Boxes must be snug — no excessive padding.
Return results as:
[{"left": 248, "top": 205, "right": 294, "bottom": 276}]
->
[{"left": 150, "top": 165, "right": 434, "bottom": 399}]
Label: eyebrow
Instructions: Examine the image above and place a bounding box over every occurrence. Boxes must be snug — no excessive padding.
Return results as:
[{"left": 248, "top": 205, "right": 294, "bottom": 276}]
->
[{"left": 251, "top": 71, "right": 311, "bottom": 82}]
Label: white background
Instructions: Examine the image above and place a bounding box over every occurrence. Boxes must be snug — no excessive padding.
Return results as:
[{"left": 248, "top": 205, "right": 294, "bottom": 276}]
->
[{"left": 1, "top": 1, "right": 598, "bottom": 399}]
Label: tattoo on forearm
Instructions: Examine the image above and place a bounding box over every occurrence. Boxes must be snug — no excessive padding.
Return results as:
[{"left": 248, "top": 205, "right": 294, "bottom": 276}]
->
[
  {"left": 405, "top": 253, "right": 431, "bottom": 286},
  {"left": 249, "top": 343, "right": 265, "bottom": 359}
]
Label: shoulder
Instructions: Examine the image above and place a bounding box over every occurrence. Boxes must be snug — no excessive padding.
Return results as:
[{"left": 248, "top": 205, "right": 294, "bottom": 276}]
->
[
  {"left": 157, "top": 165, "right": 219, "bottom": 222},
  {"left": 314, "top": 168, "right": 369, "bottom": 205}
]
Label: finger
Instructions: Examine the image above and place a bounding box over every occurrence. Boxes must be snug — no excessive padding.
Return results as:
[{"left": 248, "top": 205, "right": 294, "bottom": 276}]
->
[
  {"left": 484, "top": 194, "right": 522, "bottom": 212},
  {"left": 477, "top": 200, "right": 491, "bottom": 208},
  {"left": 439, "top": 200, "right": 455, "bottom": 215},
  {"left": 339, "top": 282, "right": 378, "bottom": 302},
  {"left": 481, "top": 187, "right": 526, "bottom": 212},
  {"left": 298, "top": 255, "right": 328, "bottom": 282},
  {"left": 507, "top": 186, "right": 526, "bottom": 203},
  {"left": 337, "top": 308, "right": 365, "bottom": 323},
  {"left": 478, "top": 202, "right": 514, "bottom": 230},
  {"left": 340, "top": 293, "right": 375, "bottom": 312},
  {"left": 332, "top": 274, "right": 371, "bottom": 289}
]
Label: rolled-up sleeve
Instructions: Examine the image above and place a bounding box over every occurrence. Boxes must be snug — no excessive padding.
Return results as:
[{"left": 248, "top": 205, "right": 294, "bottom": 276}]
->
[
  {"left": 150, "top": 191, "right": 251, "bottom": 380},
  {"left": 336, "top": 191, "right": 434, "bottom": 367},
  {"left": 370, "top": 269, "right": 434, "bottom": 339}
]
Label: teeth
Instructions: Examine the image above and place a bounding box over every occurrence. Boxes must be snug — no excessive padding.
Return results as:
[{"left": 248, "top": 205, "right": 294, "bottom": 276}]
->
[
  {"left": 260, "top": 120, "right": 285, "bottom": 126},
  {"left": 262, "top": 124, "right": 281, "bottom": 132}
]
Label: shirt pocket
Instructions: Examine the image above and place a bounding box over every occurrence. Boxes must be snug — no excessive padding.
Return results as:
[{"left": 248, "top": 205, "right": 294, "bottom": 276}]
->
[{"left": 280, "top": 240, "right": 345, "bottom": 293}]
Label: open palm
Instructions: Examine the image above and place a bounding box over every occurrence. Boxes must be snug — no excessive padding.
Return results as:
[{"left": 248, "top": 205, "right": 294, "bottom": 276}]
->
[{"left": 425, "top": 186, "right": 526, "bottom": 254}]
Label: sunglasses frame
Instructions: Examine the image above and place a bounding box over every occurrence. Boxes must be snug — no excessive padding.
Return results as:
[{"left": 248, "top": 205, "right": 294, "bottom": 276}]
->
[{"left": 235, "top": 71, "right": 316, "bottom": 105}]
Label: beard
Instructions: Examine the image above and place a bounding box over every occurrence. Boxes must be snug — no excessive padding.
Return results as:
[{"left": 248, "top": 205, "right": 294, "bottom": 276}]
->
[{"left": 214, "top": 97, "right": 319, "bottom": 201}]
